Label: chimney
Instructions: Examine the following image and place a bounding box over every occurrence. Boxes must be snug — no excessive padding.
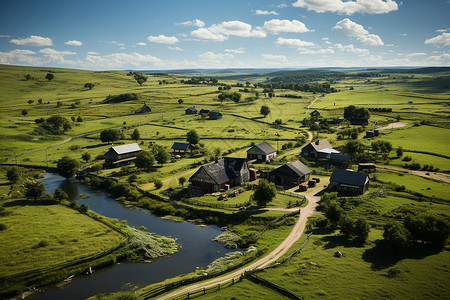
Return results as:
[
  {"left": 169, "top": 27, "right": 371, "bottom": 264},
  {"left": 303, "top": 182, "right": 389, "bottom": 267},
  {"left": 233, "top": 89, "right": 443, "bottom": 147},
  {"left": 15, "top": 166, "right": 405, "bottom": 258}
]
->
[{"left": 315, "top": 140, "right": 320, "bottom": 145}]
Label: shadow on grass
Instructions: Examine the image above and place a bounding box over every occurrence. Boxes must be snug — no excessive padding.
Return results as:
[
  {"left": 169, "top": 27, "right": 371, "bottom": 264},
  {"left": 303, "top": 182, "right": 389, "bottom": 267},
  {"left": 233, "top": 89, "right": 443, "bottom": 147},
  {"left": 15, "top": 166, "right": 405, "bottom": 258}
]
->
[
  {"left": 362, "top": 240, "right": 442, "bottom": 271},
  {"left": 82, "top": 143, "right": 108, "bottom": 149},
  {"left": 321, "top": 233, "right": 365, "bottom": 249}
]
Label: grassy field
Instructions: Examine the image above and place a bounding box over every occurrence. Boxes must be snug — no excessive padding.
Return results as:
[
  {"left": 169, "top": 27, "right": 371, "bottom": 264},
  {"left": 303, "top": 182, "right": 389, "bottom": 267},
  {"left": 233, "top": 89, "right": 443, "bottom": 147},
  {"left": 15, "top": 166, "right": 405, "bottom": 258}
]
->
[{"left": 0, "top": 201, "right": 124, "bottom": 276}]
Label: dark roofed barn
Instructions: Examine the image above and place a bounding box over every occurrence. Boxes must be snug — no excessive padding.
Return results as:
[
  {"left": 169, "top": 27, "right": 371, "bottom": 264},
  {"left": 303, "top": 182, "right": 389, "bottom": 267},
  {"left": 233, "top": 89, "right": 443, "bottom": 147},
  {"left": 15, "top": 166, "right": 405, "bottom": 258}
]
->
[
  {"left": 189, "top": 157, "right": 250, "bottom": 194},
  {"left": 138, "top": 103, "right": 151, "bottom": 113},
  {"left": 329, "top": 169, "right": 369, "bottom": 195},
  {"left": 269, "top": 160, "right": 312, "bottom": 187},
  {"left": 208, "top": 112, "right": 223, "bottom": 120},
  {"left": 171, "top": 142, "right": 191, "bottom": 154},
  {"left": 247, "top": 141, "right": 277, "bottom": 162},
  {"left": 310, "top": 110, "right": 321, "bottom": 117},
  {"left": 301, "top": 139, "right": 339, "bottom": 159},
  {"left": 185, "top": 107, "right": 197, "bottom": 114}
]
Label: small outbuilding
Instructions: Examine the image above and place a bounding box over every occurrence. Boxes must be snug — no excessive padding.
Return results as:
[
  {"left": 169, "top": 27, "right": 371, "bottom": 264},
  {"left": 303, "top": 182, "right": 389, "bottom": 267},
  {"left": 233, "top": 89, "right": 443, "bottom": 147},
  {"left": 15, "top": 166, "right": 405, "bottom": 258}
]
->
[
  {"left": 185, "top": 107, "right": 198, "bottom": 114},
  {"left": 104, "top": 143, "right": 142, "bottom": 167},
  {"left": 171, "top": 142, "right": 191, "bottom": 154},
  {"left": 310, "top": 110, "right": 321, "bottom": 117},
  {"left": 329, "top": 169, "right": 369, "bottom": 195},
  {"left": 138, "top": 103, "right": 151, "bottom": 113},
  {"left": 358, "top": 163, "right": 377, "bottom": 172},
  {"left": 302, "top": 139, "right": 339, "bottom": 159},
  {"left": 327, "top": 153, "right": 351, "bottom": 167},
  {"left": 268, "top": 160, "right": 312, "bottom": 187},
  {"left": 247, "top": 141, "right": 277, "bottom": 163},
  {"left": 208, "top": 112, "right": 223, "bottom": 120}
]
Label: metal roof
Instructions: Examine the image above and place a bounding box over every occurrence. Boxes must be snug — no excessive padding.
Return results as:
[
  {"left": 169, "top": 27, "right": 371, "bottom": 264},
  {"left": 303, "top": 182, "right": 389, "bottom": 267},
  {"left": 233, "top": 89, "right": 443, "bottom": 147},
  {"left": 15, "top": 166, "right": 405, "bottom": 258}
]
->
[
  {"left": 111, "top": 143, "right": 142, "bottom": 155},
  {"left": 247, "top": 141, "right": 277, "bottom": 155},
  {"left": 171, "top": 142, "right": 190, "bottom": 150},
  {"left": 330, "top": 169, "right": 369, "bottom": 187}
]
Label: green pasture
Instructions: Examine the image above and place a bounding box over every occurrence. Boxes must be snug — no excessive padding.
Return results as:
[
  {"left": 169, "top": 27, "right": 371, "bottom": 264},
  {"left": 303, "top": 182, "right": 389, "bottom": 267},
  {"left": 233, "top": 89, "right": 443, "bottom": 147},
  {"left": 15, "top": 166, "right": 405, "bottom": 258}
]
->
[
  {"left": 0, "top": 201, "right": 124, "bottom": 276},
  {"left": 389, "top": 152, "right": 450, "bottom": 172},
  {"left": 375, "top": 170, "right": 450, "bottom": 200}
]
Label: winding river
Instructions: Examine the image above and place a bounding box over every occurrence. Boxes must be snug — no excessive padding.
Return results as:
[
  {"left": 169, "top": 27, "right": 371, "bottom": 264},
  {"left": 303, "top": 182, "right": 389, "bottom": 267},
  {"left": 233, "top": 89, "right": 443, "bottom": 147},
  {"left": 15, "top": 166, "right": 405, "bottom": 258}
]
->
[{"left": 29, "top": 173, "right": 234, "bottom": 300}]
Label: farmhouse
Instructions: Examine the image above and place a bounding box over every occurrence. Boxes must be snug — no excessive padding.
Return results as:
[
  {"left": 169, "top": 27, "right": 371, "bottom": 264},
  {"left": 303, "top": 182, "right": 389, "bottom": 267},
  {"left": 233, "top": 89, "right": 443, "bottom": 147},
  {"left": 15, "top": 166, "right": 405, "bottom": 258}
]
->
[
  {"left": 104, "top": 143, "right": 142, "bottom": 167},
  {"left": 364, "top": 130, "right": 379, "bottom": 138},
  {"left": 189, "top": 157, "right": 250, "bottom": 194},
  {"left": 171, "top": 142, "right": 191, "bottom": 154},
  {"left": 138, "top": 103, "right": 151, "bottom": 113},
  {"left": 329, "top": 169, "right": 369, "bottom": 195},
  {"left": 301, "top": 139, "right": 339, "bottom": 159},
  {"left": 208, "top": 112, "right": 223, "bottom": 120},
  {"left": 310, "top": 110, "right": 321, "bottom": 117},
  {"left": 247, "top": 141, "right": 277, "bottom": 162},
  {"left": 268, "top": 160, "right": 312, "bottom": 187},
  {"left": 185, "top": 107, "right": 197, "bottom": 114}
]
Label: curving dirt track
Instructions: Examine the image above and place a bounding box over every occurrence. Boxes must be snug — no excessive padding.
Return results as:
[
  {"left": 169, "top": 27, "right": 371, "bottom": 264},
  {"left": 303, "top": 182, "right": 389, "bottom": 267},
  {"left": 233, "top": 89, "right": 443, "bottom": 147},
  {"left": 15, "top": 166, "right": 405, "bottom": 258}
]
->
[{"left": 156, "top": 191, "right": 321, "bottom": 300}]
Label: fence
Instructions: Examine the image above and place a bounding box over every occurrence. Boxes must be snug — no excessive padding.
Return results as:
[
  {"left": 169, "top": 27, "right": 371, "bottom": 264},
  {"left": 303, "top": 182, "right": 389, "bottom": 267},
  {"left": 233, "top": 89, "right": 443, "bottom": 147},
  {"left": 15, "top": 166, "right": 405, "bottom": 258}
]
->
[
  {"left": 170, "top": 277, "right": 242, "bottom": 300},
  {"left": 181, "top": 198, "right": 251, "bottom": 209},
  {"left": 278, "top": 190, "right": 307, "bottom": 200},
  {"left": 246, "top": 273, "right": 304, "bottom": 300}
]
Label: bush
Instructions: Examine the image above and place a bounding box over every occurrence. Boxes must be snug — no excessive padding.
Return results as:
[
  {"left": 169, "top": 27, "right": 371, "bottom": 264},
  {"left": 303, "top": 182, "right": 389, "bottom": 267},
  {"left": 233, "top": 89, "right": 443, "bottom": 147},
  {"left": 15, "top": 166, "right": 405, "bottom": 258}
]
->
[
  {"left": 0, "top": 223, "right": 7, "bottom": 231},
  {"left": 154, "top": 179, "right": 163, "bottom": 190}
]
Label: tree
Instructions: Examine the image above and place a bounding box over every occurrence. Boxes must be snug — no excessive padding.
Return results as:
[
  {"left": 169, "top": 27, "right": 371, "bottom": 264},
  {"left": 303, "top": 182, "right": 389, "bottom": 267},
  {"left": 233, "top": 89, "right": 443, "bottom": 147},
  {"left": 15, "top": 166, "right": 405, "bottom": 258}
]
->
[
  {"left": 45, "top": 116, "right": 72, "bottom": 133},
  {"left": 56, "top": 156, "right": 80, "bottom": 178},
  {"left": 81, "top": 152, "right": 91, "bottom": 162},
  {"left": 344, "top": 105, "right": 369, "bottom": 120},
  {"left": 260, "top": 105, "right": 270, "bottom": 117},
  {"left": 131, "top": 128, "right": 140, "bottom": 141},
  {"left": 6, "top": 167, "right": 20, "bottom": 184},
  {"left": 154, "top": 146, "right": 170, "bottom": 165},
  {"left": 84, "top": 83, "right": 94, "bottom": 90},
  {"left": 45, "top": 73, "right": 54, "bottom": 81},
  {"left": 79, "top": 203, "right": 89, "bottom": 213},
  {"left": 179, "top": 177, "right": 186, "bottom": 188},
  {"left": 339, "top": 216, "right": 355, "bottom": 239},
  {"left": 325, "top": 201, "right": 343, "bottom": 227},
  {"left": 154, "top": 178, "right": 163, "bottom": 189},
  {"left": 100, "top": 129, "right": 120, "bottom": 143},
  {"left": 396, "top": 147, "right": 403, "bottom": 158},
  {"left": 383, "top": 223, "right": 411, "bottom": 252},
  {"left": 24, "top": 74, "right": 32, "bottom": 80},
  {"left": 38, "top": 99, "right": 43, "bottom": 104},
  {"left": 353, "top": 218, "right": 370, "bottom": 244},
  {"left": 135, "top": 151, "right": 155, "bottom": 170},
  {"left": 28, "top": 99, "right": 34, "bottom": 105},
  {"left": 178, "top": 99, "right": 184, "bottom": 104},
  {"left": 77, "top": 116, "right": 83, "bottom": 122},
  {"left": 253, "top": 179, "right": 276, "bottom": 207},
  {"left": 343, "top": 140, "right": 365, "bottom": 156},
  {"left": 133, "top": 72, "right": 147, "bottom": 86},
  {"left": 404, "top": 213, "right": 449, "bottom": 246},
  {"left": 53, "top": 187, "right": 68, "bottom": 201},
  {"left": 186, "top": 129, "right": 200, "bottom": 145},
  {"left": 24, "top": 181, "right": 46, "bottom": 200},
  {"left": 21, "top": 109, "right": 28, "bottom": 116}
]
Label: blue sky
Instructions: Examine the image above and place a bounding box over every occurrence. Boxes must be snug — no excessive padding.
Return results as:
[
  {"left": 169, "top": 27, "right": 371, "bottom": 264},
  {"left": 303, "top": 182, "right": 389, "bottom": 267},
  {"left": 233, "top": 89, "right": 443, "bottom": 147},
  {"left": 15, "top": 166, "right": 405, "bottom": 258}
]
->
[{"left": 0, "top": 0, "right": 449, "bottom": 70}]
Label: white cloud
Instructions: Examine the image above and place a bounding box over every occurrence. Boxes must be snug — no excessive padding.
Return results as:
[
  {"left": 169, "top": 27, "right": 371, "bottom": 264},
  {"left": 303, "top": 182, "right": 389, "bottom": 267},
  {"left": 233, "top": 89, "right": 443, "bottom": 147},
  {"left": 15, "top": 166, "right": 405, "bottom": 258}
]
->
[
  {"left": 278, "top": 3, "right": 288, "bottom": 8},
  {"left": 87, "top": 51, "right": 99, "bottom": 55},
  {"left": 261, "top": 54, "right": 288, "bottom": 64},
  {"left": 333, "top": 18, "right": 368, "bottom": 37},
  {"left": 39, "top": 48, "right": 76, "bottom": 56},
  {"left": 406, "top": 52, "right": 426, "bottom": 58},
  {"left": 147, "top": 35, "right": 179, "bottom": 44},
  {"left": 108, "top": 41, "right": 125, "bottom": 46},
  {"left": 275, "top": 37, "right": 315, "bottom": 47},
  {"left": 426, "top": 52, "right": 450, "bottom": 62},
  {"left": 264, "top": 19, "right": 311, "bottom": 33},
  {"left": 191, "top": 21, "right": 266, "bottom": 41},
  {"left": 10, "top": 49, "right": 35, "bottom": 55},
  {"left": 177, "top": 19, "right": 205, "bottom": 27},
  {"left": 10, "top": 35, "right": 53, "bottom": 46},
  {"left": 225, "top": 47, "right": 245, "bottom": 54},
  {"left": 191, "top": 28, "right": 228, "bottom": 41},
  {"left": 292, "top": 0, "right": 399, "bottom": 15},
  {"left": 425, "top": 32, "right": 450, "bottom": 47},
  {"left": 255, "top": 10, "right": 279, "bottom": 15},
  {"left": 357, "top": 33, "right": 384, "bottom": 46},
  {"left": 300, "top": 48, "right": 335, "bottom": 55},
  {"left": 209, "top": 21, "right": 267, "bottom": 38},
  {"left": 333, "top": 18, "right": 383, "bottom": 46},
  {"left": 168, "top": 46, "right": 183, "bottom": 51},
  {"left": 84, "top": 52, "right": 162, "bottom": 68},
  {"left": 198, "top": 52, "right": 234, "bottom": 60},
  {"left": 65, "top": 40, "right": 83, "bottom": 46},
  {"left": 436, "top": 28, "right": 449, "bottom": 33},
  {"left": 0, "top": 50, "right": 41, "bottom": 65},
  {"left": 400, "top": 33, "right": 408, "bottom": 36},
  {"left": 136, "top": 42, "right": 147, "bottom": 46},
  {"left": 334, "top": 43, "right": 369, "bottom": 55},
  {"left": 0, "top": 35, "right": 11, "bottom": 38}
]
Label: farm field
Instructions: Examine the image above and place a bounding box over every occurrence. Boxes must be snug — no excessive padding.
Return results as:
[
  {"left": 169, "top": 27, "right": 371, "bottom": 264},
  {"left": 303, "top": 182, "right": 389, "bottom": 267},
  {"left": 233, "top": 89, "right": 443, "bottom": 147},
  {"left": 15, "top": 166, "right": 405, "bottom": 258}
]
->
[
  {"left": 0, "top": 201, "right": 124, "bottom": 276},
  {"left": 0, "top": 65, "right": 449, "bottom": 300}
]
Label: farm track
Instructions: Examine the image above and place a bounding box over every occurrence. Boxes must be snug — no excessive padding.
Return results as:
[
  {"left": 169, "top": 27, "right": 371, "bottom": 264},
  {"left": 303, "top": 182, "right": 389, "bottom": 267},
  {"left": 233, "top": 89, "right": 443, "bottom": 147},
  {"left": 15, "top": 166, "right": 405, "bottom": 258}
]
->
[
  {"left": 377, "top": 165, "right": 450, "bottom": 184},
  {"left": 155, "top": 191, "right": 321, "bottom": 300}
]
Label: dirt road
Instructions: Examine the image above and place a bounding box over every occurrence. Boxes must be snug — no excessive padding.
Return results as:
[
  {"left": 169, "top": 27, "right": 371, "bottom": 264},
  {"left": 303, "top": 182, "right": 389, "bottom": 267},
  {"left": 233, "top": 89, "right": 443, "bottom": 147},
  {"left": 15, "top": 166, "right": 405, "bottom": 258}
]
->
[
  {"left": 376, "top": 122, "right": 406, "bottom": 131},
  {"left": 156, "top": 191, "right": 321, "bottom": 300},
  {"left": 377, "top": 165, "right": 450, "bottom": 184}
]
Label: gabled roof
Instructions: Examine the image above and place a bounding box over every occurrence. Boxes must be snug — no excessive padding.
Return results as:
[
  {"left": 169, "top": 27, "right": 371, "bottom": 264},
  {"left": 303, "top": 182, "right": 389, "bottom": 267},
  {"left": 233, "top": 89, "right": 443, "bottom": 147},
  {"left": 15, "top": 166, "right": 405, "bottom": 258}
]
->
[
  {"left": 285, "top": 160, "right": 312, "bottom": 177},
  {"left": 186, "top": 107, "right": 197, "bottom": 112},
  {"left": 171, "top": 142, "right": 190, "bottom": 150},
  {"left": 247, "top": 141, "right": 277, "bottom": 155},
  {"left": 308, "top": 139, "right": 333, "bottom": 151},
  {"left": 328, "top": 153, "right": 351, "bottom": 162},
  {"left": 330, "top": 169, "right": 369, "bottom": 187},
  {"left": 190, "top": 157, "right": 247, "bottom": 185},
  {"left": 110, "top": 143, "right": 142, "bottom": 155},
  {"left": 317, "top": 148, "right": 340, "bottom": 155},
  {"left": 310, "top": 109, "right": 321, "bottom": 116}
]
